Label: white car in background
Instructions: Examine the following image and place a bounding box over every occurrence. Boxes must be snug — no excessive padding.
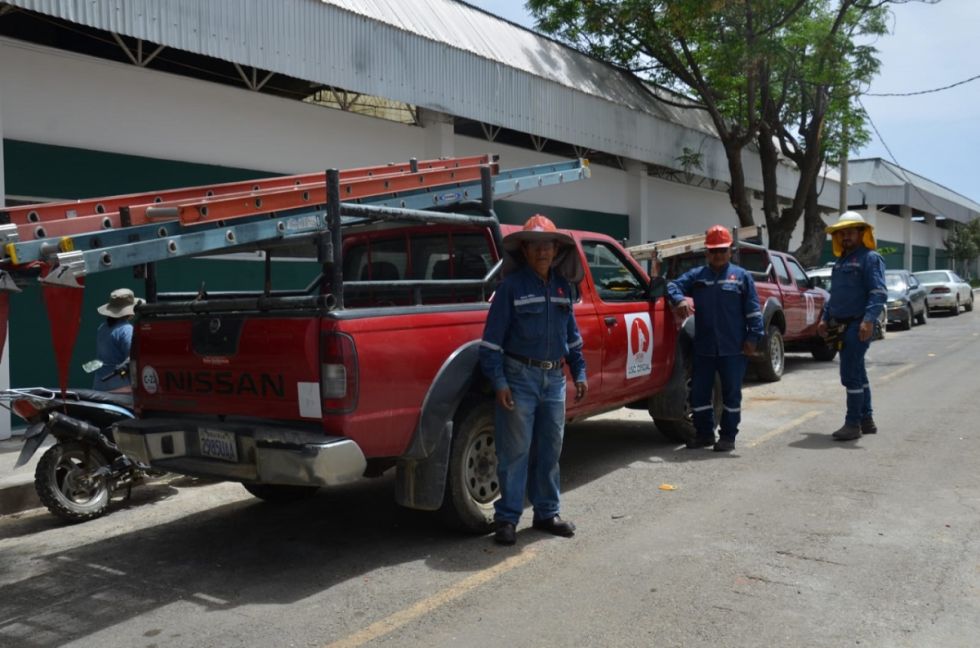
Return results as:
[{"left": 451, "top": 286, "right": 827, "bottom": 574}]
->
[
  {"left": 806, "top": 265, "right": 886, "bottom": 339},
  {"left": 913, "top": 269, "right": 975, "bottom": 315}
]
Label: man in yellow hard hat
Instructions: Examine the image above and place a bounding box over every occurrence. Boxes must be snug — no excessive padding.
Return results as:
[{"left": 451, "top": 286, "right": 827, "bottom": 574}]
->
[{"left": 817, "top": 212, "right": 887, "bottom": 441}]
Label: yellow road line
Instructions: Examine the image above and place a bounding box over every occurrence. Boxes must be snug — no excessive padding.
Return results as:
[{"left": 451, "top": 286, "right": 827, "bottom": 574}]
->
[
  {"left": 324, "top": 550, "right": 537, "bottom": 648},
  {"left": 879, "top": 364, "right": 915, "bottom": 383},
  {"left": 746, "top": 410, "right": 822, "bottom": 448}
]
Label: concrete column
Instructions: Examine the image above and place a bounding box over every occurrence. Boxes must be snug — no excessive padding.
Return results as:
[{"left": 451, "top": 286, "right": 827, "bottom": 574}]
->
[
  {"left": 901, "top": 185, "right": 913, "bottom": 270},
  {"left": 417, "top": 108, "right": 454, "bottom": 161},
  {"left": 0, "top": 69, "right": 9, "bottom": 440},
  {"left": 925, "top": 213, "right": 937, "bottom": 269},
  {"left": 624, "top": 159, "right": 651, "bottom": 247}
]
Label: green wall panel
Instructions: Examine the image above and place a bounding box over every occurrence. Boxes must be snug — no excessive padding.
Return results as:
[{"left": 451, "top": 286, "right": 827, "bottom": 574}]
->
[{"left": 495, "top": 199, "right": 629, "bottom": 240}]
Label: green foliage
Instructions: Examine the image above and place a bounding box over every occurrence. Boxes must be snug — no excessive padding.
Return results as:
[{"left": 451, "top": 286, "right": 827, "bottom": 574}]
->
[{"left": 944, "top": 220, "right": 980, "bottom": 264}]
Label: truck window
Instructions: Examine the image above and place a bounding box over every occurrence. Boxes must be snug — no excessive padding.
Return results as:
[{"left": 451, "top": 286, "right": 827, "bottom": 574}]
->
[
  {"left": 582, "top": 240, "right": 646, "bottom": 302},
  {"left": 771, "top": 255, "right": 792, "bottom": 286},
  {"left": 786, "top": 258, "right": 810, "bottom": 291}
]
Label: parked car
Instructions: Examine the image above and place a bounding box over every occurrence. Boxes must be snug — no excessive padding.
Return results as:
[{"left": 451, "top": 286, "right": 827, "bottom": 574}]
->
[
  {"left": 806, "top": 264, "right": 886, "bottom": 340},
  {"left": 913, "top": 269, "right": 975, "bottom": 315},
  {"left": 884, "top": 269, "right": 928, "bottom": 330}
]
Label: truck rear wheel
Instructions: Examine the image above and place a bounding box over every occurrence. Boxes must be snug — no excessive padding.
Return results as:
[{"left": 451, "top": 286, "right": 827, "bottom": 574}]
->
[
  {"left": 755, "top": 325, "right": 784, "bottom": 382},
  {"left": 653, "top": 373, "right": 723, "bottom": 444},
  {"left": 242, "top": 483, "right": 319, "bottom": 503},
  {"left": 439, "top": 400, "right": 497, "bottom": 534}
]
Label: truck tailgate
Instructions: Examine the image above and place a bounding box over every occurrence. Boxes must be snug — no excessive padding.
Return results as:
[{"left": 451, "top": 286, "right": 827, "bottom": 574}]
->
[{"left": 135, "top": 316, "right": 321, "bottom": 421}]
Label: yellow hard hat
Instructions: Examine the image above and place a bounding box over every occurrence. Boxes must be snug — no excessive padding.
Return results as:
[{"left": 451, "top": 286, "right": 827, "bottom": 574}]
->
[{"left": 826, "top": 211, "right": 876, "bottom": 257}]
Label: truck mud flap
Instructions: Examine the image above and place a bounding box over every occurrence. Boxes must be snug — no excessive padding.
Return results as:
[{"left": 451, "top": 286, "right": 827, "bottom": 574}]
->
[{"left": 395, "top": 421, "right": 453, "bottom": 511}]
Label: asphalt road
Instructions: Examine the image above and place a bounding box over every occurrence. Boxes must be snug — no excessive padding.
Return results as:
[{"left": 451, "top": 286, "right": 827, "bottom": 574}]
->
[{"left": 1, "top": 307, "right": 978, "bottom": 648}]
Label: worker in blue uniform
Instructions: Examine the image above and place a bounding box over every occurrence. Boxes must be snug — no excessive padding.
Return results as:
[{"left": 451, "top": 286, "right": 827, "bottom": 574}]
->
[
  {"left": 667, "top": 225, "right": 764, "bottom": 453},
  {"left": 479, "top": 214, "right": 588, "bottom": 546},
  {"left": 817, "top": 212, "right": 887, "bottom": 441}
]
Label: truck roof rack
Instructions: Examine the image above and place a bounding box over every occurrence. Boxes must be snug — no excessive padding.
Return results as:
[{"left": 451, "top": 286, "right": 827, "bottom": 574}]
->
[
  {"left": 0, "top": 155, "right": 591, "bottom": 391},
  {"left": 627, "top": 225, "right": 762, "bottom": 262}
]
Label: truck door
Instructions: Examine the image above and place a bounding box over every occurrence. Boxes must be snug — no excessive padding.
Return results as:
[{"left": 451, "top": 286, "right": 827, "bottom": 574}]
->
[
  {"left": 580, "top": 240, "right": 664, "bottom": 405},
  {"left": 785, "top": 256, "right": 822, "bottom": 335},
  {"left": 770, "top": 254, "right": 802, "bottom": 334}
]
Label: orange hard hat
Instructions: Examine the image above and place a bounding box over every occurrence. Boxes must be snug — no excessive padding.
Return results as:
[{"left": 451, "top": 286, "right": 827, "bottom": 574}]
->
[
  {"left": 522, "top": 214, "right": 560, "bottom": 234},
  {"left": 705, "top": 225, "right": 733, "bottom": 249}
]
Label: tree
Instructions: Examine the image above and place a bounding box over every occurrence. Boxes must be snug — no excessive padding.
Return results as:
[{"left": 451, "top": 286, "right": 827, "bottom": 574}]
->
[
  {"left": 757, "top": 1, "right": 888, "bottom": 265},
  {"left": 527, "top": 1, "right": 930, "bottom": 263},
  {"left": 527, "top": 0, "right": 810, "bottom": 228},
  {"left": 944, "top": 219, "right": 980, "bottom": 279}
]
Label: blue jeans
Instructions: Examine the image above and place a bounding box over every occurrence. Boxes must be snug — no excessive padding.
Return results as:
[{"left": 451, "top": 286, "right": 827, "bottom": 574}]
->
[
  {"left": 493, "top": 356, "right": 567, "bottom": 525},
  {"left": 839, "top": 321, "right": 872, "bottom": 425},
  {"left": 691, "top": 354, "right": 747, "bottom": 441}
]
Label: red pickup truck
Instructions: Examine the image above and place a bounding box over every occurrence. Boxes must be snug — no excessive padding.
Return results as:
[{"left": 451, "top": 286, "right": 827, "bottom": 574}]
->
[
  {"left": 115, "top": 212, "right": 711, "bottom": 532},
  {"left": 664, "top": 241, "right": 833, "bottom": 381}
]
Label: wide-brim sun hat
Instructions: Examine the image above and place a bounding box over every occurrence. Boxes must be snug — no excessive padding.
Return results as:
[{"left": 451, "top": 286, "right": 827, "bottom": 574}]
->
[
  {"left": 97, "top": 288, "right": 145, "bottom": 317},
  {"left": 501, "top": 214, "right": 583, "bottom": 283},
  {"left": 826, "top": 211, "right": 876, "bottom": 257}
]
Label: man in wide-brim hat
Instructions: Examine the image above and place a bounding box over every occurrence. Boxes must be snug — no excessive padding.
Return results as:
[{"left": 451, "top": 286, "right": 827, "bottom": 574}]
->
[
  {"left": 478, "top": 214, "right": 587, "bottom": 546},
  {"left": 817, "top": 211, "right": 887, "bottom": 441},
  {"left": 93, "top": 288, "right": 144, "bottom": 391}
]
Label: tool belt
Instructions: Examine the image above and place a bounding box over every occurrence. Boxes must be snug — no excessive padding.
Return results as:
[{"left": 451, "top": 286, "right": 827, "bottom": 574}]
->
[
  {"left": 824, "top": 317, "right": 863, "bottom": 350},
  {"left": 505, "top": 351, "right": 565, "bottom": 370}
]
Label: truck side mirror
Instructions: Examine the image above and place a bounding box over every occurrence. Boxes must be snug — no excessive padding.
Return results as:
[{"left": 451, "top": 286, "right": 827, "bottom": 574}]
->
[
  {"left": 647, "top": 276, "right": 667, "bottom": 302},
  {"left": 807, "top": 277, "right": 816, "bottom": 289}
]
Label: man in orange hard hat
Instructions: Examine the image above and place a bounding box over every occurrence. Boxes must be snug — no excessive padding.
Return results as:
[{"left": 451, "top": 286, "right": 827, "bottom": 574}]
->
[
  {"left": 666, "top": 225, "right": 764, "bottom": 452},
  {"left": 479, "top": 214, "right": 587, "bottom": 545}
]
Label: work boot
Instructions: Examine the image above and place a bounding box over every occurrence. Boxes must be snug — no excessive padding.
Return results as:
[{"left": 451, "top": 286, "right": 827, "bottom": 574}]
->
[
  {"left": 494, "top": 521, "right": 516, "bottom": 545},
  {"left": 713, "top": 438, "right": 735, "bottom": 453},
  {"left": 860, "top": 418, "right": 878, "bottom": 435},
  {"left": 831, "top": 423, "right": 861, "bottom": 441},
  {"left": 685, "top": 437, "right": 715, "bottom": 449},
  {"left": 532, "top": 515, "right": 576, "bottom": 537}
]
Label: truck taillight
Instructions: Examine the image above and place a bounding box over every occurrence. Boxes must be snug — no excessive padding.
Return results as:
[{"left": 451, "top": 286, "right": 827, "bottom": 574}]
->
[{"left": 321, "top": 331, "right": 358, "bottom": 412}]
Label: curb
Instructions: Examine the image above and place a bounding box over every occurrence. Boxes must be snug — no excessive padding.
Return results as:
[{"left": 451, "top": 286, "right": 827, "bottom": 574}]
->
[
  {"left": 0, "top": 480, "right": 40, "bottom": 517},
  {"left": 0, "top": 437, "right": 45, "bottom": 517}
]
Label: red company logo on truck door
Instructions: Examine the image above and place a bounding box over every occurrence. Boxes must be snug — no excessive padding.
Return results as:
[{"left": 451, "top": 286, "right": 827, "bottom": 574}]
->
[{"left": 625, "top": 313, "right": 653, "bottom": 379}]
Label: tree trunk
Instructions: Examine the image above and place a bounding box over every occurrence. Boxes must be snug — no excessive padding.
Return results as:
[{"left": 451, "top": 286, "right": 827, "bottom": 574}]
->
[
  {"left": 724, "top": 141, "right": 755, "bottom": 228},
  {"left": 793, "top": 175, "right": 827, "bottom": 268},
  {"left": 757, "top": 125, "right": 781, "bottom": 242}
]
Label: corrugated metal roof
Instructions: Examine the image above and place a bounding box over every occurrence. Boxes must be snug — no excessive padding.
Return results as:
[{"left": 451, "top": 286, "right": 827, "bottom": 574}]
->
[
  {"left": 3, "top": 0, "right": 731, "bottom": 177},
  {"left": 848, "top": 158, "right": 980, "bottom": 224}
]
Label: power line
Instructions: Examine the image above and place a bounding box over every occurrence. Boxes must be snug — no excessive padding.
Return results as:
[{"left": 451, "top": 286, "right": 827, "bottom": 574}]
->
[
  {"left": 866, "top": 72, "right": 980, "bottom": 97},
  {"left": 857, "top": 97, "right": 947, "bottom": 219}
]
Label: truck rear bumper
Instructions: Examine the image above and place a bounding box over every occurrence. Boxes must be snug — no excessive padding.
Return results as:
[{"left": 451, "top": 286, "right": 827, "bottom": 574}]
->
[{"left": 114, "top": 419, "right": 367, "bottom": 487}]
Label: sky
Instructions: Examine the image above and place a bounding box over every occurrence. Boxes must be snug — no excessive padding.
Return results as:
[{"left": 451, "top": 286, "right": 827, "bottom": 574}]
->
[{"left": 466, "top": 0, "right": 980, "bottom": 205}]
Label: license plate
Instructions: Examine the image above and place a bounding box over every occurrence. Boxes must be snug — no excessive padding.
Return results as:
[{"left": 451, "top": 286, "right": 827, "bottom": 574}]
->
[{"left": 199, "top": 429, "right": 238, "bottom": 462}]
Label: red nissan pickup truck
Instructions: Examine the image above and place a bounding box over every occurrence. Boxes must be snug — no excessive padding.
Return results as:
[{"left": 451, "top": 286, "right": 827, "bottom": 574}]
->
[{"left": 115, "top": 215, "right": 708, "bottom": 532}]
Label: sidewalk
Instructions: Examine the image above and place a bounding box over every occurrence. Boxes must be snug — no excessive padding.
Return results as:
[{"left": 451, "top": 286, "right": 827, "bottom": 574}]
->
[{"left": 0, "top": 436, "right": 50, "bottom": 516}]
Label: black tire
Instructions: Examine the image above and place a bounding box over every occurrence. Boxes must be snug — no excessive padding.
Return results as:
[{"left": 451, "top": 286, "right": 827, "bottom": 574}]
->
[
  {"left": 899, "top": 306, "right": 912, "bottom": 330},
  {"left": 755, "top": 325, "right": 784, "bottom": 382},
  {"left": 915, "top": 305, "right": 927, "bottom": 325},
  {"left": 439, "top": 400, "right": 497, "bottom": 533},
  {"left": 242, "top": 482, "right": 319, "bottom": 503},
  {"left": 952, "top": 297, "right": 961, "bottom": 316},
  {"left": 965, "top": 293, "right": 974, "bottom": 312},
  {"left": 35, "top": 441, "right": 111, "bottom": 523},
  {"left": 810, "top": 340, "right": 837, "bottom": 361},
  {"left": 654, "top": 372, "right": 723, "bottom": 444}
]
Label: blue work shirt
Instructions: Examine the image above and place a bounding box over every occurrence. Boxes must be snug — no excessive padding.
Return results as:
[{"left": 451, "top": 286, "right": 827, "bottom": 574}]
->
[
  {"left": 479, "top": 265, "right": 587, "bottom": 392},
  {"left": 821, "top": 247, "right": 887, "bottom": 324},
  {"left": 93, "top": 320, "right": 133, "bottom": 391},
  {"left": 667, "top": 262, "right": 764, "bottom": 356}
]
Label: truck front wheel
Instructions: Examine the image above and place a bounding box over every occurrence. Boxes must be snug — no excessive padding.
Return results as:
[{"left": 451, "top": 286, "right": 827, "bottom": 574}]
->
[
  {"left": 439, "top": 400, "right": 497, "bottom": 534},
  {"left": 755, "top": 325, "right": 784, "bottom": 382}
]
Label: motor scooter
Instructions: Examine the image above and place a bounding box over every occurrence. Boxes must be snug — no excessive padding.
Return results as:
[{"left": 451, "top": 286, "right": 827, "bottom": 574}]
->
[{"left": 1, "top": 361, "right": 152, "bottom": 522}]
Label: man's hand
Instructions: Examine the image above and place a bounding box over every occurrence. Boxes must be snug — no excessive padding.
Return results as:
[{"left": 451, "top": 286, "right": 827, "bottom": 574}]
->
[
  {"left": 496, "top": 386, "right": 515, "bottom": 411},
  {"left": 742, "top": 341, "right": 756, "bottom": 356},
  {"left": 574, "top": 381, "right": 588, "bottom": 402},
  {"left": 858, "top": 320, "right": 873, "bottom": 342},
  {"left": 673, "top": 300, "right": 691, "bottom": 319},
  {"left": 817, "top": 320, "right": 828, "bottom": 338}
]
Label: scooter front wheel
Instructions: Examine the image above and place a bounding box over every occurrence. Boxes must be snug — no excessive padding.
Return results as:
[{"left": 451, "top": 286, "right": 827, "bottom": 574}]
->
[{"left": 35, "top": 441, "right": 111, "bottom": 523}]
